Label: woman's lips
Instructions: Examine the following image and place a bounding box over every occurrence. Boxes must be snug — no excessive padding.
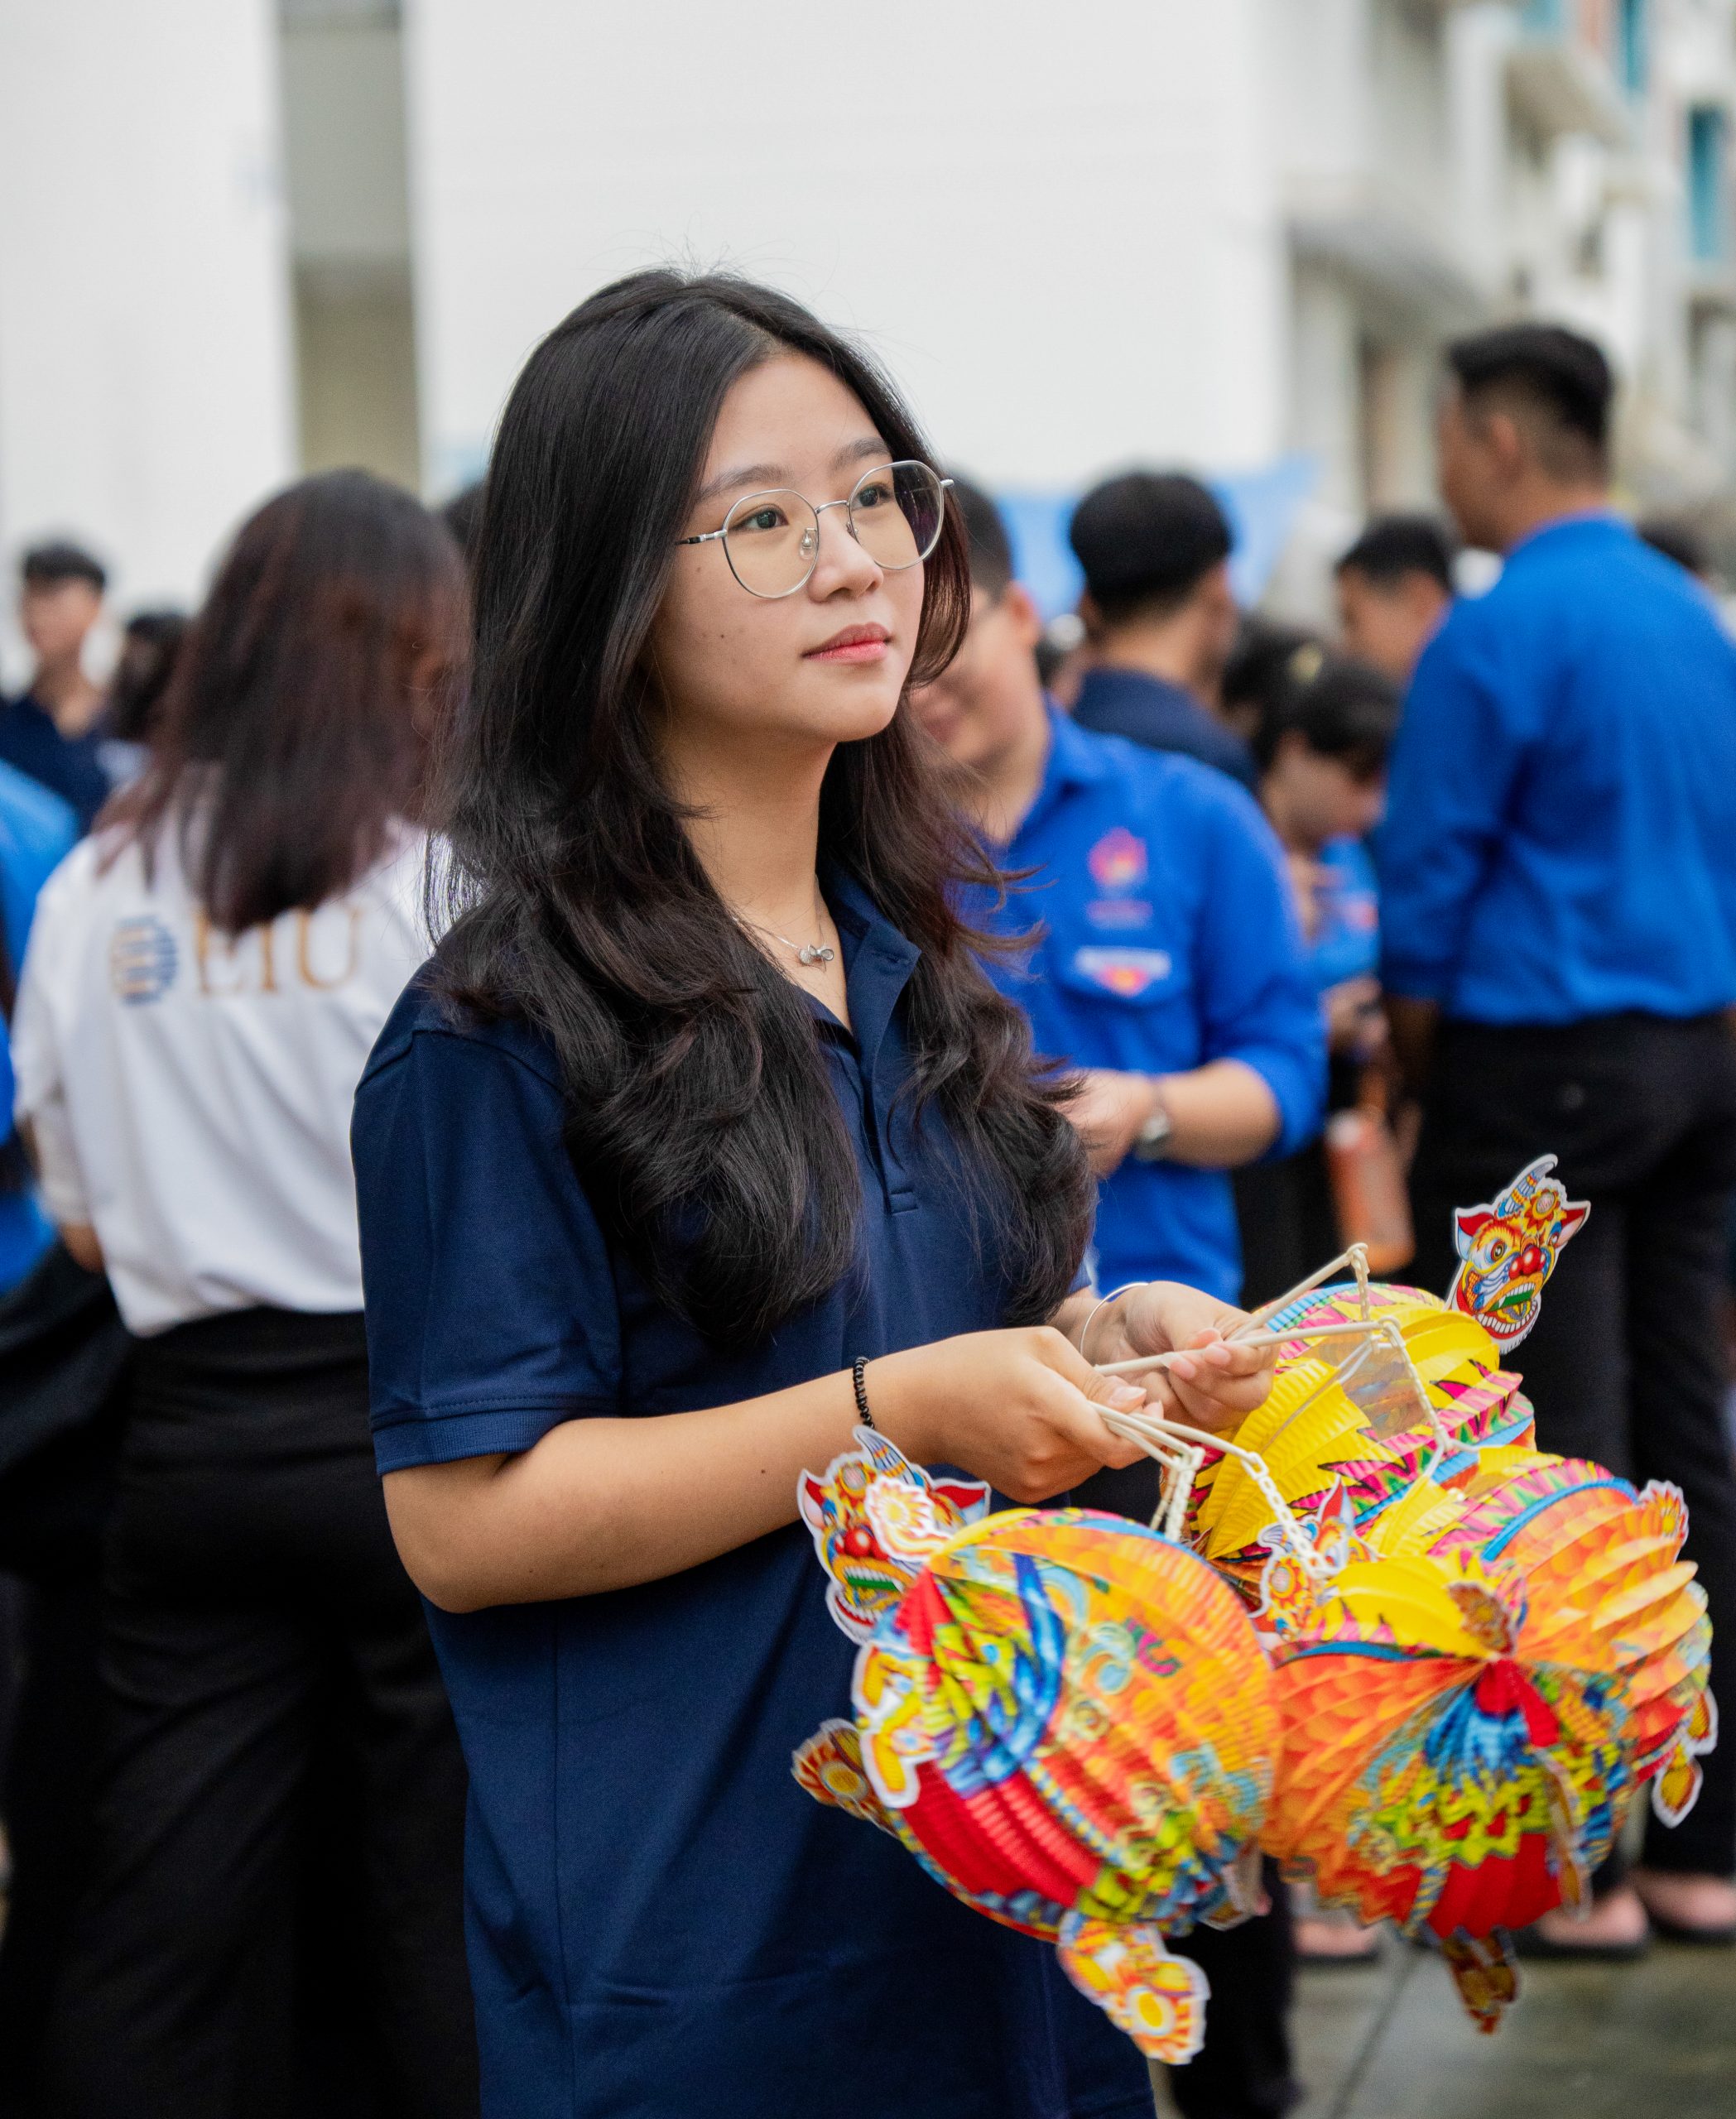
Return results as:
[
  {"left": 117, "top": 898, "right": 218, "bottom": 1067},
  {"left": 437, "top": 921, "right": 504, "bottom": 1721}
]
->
[{"left": 805, "top": 626, "right": 890, "bottom": 664}]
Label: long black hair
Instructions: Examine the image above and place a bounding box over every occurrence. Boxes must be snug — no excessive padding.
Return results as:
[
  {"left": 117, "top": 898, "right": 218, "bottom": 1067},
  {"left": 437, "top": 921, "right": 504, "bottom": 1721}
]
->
[
  {"left": 112, "top": 471, "right": 468, "bottom": 934},
  {"left": 433, "top": 269, "right": 1093, "bottom": 1347}
]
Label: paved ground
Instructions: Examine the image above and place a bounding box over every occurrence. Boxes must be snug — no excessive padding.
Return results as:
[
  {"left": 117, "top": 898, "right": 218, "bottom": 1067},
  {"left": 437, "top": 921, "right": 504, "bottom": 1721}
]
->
[
  {"left": 4, "top": 1867, "right": 1730, "bottom": 2113},
  {"left": 1157, "top": 1935, "right": 1736, "bottom": 2119}
]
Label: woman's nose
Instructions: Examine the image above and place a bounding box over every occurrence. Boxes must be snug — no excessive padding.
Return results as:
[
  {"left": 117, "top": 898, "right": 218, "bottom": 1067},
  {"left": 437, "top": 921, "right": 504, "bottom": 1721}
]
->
[{"left": 810, "top": 502, "right": 879, "bottom": 589}]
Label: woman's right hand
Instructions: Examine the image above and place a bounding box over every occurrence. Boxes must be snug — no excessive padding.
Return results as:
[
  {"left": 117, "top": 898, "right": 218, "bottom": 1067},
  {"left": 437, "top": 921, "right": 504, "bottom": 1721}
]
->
[{"left": 868, "top": 1326, "right": 1154, "bottom": 1504}]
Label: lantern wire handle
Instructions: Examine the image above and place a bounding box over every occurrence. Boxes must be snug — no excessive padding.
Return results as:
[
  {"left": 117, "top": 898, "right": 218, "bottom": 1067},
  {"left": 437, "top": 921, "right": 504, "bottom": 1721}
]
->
[
  {"left": 1098, "top": 1408, "right": 1340, "bottom": 1584},
  {"left": 1096, "top": 1299, "right": 1455, "bottom": 1556},
  {"left": 1224, "top": 1242, "right": 1371, "bottom": 1343}
]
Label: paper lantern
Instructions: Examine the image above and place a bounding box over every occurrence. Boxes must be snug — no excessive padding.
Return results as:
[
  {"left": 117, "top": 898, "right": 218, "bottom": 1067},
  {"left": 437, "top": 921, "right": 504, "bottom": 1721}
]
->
[
  {"left": 1431, "top": 1454, "right": 1716, "bottom": 1827},
  {"left": 1260, "top": 1540, "right": 1632, "bottom": 2032},
  {"left": 793, "top": 1429, "right": 1277, "bottom": 2062}
]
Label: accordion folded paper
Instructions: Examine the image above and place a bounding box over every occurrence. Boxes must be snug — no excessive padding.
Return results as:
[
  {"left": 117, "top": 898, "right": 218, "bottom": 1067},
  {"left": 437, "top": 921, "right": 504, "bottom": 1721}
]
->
[{"left": 793, "top": 1429, "right": 1276, "bottom": 2062}]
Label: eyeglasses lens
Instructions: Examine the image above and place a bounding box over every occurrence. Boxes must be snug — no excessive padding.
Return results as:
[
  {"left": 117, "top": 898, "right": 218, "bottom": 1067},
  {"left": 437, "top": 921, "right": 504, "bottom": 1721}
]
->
[
  {"left": 722, "top": 492, "right": 820, "bottom": 598},
  {"left": 852, "top": 462, "right": 943, "bottom": 572},
  {"left": 719, "top": 463, "right": 945, "bottom": 597}
]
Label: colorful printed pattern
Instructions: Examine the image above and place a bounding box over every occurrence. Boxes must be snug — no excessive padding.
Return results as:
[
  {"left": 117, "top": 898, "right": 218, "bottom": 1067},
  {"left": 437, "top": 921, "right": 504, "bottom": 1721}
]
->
[
  {"left": 1447, "top": 1155, "right": 1589, "bottom": 1350},
  {"left": 1431, "top": 1455, "right": 1715, "bottom": 1827},
  {"left": 1262, "top": 1546, "right": 1632, "bottom": 2031},
  {"left": 797, "top": 1427, "right": 988, "bottom": 1644},
  {"left": 791, "top": 1433, "right": 1276, "bottom": 2061}
]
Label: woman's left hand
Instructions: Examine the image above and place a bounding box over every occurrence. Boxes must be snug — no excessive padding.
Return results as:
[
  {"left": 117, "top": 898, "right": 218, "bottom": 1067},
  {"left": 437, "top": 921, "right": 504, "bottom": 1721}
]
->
[{"left": 1092, "top": 1281, "right": 1277, "bottom": 1433}]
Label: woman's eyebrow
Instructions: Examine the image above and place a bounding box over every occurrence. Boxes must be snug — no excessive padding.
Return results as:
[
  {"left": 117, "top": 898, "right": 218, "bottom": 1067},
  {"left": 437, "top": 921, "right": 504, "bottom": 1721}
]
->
[
  {"left": 693, "top": 436, "right": 891, "bottom": 507},
  {"left": 834, "top": 436, "right": 892, "bottom": 471},
  {"left": 695, "top": 462, "right": 785, "bottom": 506}
]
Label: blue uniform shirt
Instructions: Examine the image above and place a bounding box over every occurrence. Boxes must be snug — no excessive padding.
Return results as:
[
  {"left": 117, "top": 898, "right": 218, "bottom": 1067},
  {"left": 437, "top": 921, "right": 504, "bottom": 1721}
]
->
[
  {"left": 1379, "top": 513, "right": 1736, "bottom": 1024},
  {"left": 1308, "top": 837, "right": 1379, "bottom": 993},
  {"left": 2, "top": 761, "right": 76, "bottom": 1292},
  {"left": 974, "top": 711, "right": 1324, "bottom": 1302},
  {"left": 351, "top": 871, "right": 1152, "bottom": 2119},
  {"left": 1072, "top": 665, "right": 1260, "bottom": 791}
]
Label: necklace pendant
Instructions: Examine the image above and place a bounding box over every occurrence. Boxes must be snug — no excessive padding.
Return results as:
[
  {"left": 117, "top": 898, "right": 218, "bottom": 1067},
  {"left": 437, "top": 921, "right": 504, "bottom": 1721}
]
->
[{"left": 798, "top": 943, "right": 836, "bottom": 967}]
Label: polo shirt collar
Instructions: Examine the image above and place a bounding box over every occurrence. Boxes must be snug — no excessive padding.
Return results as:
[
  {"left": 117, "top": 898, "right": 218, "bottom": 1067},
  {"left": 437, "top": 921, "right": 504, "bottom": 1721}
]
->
[
  {"left": 1506, "top": 510, "right": 1628, "bottom": 563},
  {"left": 1008, "top": 703, "right": 1107, "bottom": 850}
]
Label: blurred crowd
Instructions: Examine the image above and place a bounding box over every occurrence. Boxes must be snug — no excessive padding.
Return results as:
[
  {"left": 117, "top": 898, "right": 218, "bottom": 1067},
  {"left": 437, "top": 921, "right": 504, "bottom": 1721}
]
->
[{"left": 0, "top": 311, "right": 1734, "bottom": 2119}]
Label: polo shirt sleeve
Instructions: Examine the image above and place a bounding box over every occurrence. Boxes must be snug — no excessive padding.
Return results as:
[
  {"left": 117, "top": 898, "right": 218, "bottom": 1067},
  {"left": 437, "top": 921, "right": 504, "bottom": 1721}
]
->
[
  {"left": 1191, "top": 781, "right": 1326, "bottom": 1157},
  {"left": 353, "top": 1021, "right": 623, "bottom": 1473},
  {"left": 1378, "top": 609, "right": 1528, "bottom": 1002}
]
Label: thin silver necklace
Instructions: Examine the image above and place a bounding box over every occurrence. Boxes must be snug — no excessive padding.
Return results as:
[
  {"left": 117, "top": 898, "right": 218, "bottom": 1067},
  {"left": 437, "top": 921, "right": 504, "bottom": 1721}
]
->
[{"left": 739, "top": 881, "right": 836, "bottom": 968}]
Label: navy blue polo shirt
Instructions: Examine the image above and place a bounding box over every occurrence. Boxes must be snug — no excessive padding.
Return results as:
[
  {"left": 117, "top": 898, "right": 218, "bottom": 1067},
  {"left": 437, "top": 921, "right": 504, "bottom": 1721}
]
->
[
  {"left": 1380, "top": 513, "right": 1736, "bottom": 1024},
  {"left": 0, "top": 694, "right": 109, "bottom": 832},
  {"left": 975, "top": 710, "right": 1324, "bottom": 1302},
  {"left": 1071, "top": 665, "right": 1259, "bottom": 791},
  {"left": 351, "top": 872, "right": 1151, "bottom": 2119}
]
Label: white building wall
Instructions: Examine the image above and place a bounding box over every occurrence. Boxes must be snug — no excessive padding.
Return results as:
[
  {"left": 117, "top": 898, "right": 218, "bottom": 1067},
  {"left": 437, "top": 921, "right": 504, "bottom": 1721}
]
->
[
  {"left": 0, "top": 0, "right": 296, "bottom": 679},
  {"left": 402, "top": 0, "right": 1289, "bottom": 499}
]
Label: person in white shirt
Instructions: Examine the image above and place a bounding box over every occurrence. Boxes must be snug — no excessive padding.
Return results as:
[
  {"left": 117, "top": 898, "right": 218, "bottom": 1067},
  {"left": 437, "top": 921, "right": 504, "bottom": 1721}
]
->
[{"left": 10, "top": 469, "right": 478, "bottom": 2117}]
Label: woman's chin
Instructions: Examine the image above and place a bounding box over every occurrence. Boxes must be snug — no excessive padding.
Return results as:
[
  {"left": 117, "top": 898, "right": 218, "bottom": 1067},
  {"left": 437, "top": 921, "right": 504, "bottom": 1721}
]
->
[{"left": 807, "top": 675, "right": 906, "bottom": 743}]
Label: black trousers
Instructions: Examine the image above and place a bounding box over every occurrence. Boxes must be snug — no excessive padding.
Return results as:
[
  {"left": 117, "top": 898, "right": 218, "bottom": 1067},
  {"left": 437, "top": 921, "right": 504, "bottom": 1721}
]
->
[
  {"left": 44, "top": 1308, "right": 479, "bottom": 2119},
  {"left": 1411, "top": 1011, "right": 1736, "bottom": 1879},
  {"left": 1164, "top": 1865, "right": 1298, "bottom": 2119},
  {"left": 0, "top": 1415, "right": 121, "bottom": 2114}
]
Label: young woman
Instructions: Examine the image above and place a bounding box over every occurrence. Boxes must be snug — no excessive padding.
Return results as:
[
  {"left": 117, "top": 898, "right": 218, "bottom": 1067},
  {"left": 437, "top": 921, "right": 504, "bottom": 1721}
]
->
[
  {"left": 355, "top": 271, "right": 1275, "bottom": 2119},
  {"left": 11, "top": 471, "right": 479, "bottom": 2117}
]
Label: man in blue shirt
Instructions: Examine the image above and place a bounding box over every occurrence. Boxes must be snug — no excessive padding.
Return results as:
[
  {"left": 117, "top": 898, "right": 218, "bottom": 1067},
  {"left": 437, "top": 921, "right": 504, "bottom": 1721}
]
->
[
  {"left": 915, "top": 479, "right": 1324, "bottom": 2119},
  {"left": 1068, "top": 473, "right": 1259, "bottom": 791},
  {"left": 920, "top": 481, "right": 1322, "bottom": 1306},
  {"left": 1383, "top": 322, "right": 1736, "bottom": 1946},
  {"left": 0, "top": 542, "right": 111, "bottom": 832}
]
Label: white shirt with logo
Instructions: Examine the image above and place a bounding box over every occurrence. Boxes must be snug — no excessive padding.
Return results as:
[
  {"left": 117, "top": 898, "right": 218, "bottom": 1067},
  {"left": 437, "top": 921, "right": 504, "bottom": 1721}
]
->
[{"left": 11, "top": 824, "right": 431, "bottom": 1336}]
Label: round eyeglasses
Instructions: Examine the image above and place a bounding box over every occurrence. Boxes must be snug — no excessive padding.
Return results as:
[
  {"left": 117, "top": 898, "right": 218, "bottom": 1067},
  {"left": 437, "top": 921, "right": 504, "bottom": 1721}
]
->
[{"left": 675, "top": 460, "right": 952, "bottom": 599}]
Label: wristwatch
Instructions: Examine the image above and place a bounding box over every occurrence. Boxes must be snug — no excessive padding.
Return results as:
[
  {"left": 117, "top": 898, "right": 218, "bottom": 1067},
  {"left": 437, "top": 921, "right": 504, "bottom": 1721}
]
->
[{"left": 1131, "top": 1087, "right": 1175, "bottom": 1163}]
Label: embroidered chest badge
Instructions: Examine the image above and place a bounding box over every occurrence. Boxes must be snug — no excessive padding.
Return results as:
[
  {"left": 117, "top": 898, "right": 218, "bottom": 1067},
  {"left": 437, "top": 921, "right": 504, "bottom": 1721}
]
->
[
  {"left": 1085, "top": 826, "right": 1155, "bottom": 930},
  {"left": 1074, "top": 946, "right": 1173, "bottom": 997},
  {"left": 1088, "top": 826, "right": 1147, "bottom": 893}
]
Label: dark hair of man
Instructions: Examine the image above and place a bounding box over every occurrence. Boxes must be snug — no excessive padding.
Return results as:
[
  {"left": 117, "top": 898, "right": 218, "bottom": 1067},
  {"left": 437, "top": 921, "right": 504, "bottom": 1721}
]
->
[
  {"left": 21, "top": 539, "right": 107, "bottom": 594},
  {"left": 946, "top": 473, "right": 1015, "bottom": 600},
  {"left": 431, "top": 268, "right": 1093, "bottom": 1348},
  {"left": 1335, "top": 514, "right": 1455, "bottom": 596},
  {"left": 1637, "top": 515, "right": 1710, "bottom": 579},
  {"left": 1445, "top": 323, "right": 1613, "bottom": 478},
  {"left": 1237, "top": 632, "right": 1400, "bottom": 782},
  {"left": 106, "top": 608, "right": 190, "bottom": 745},
  {"left": 1223, "top": 618, "right": 1317, "bottom": 730},
  {"left": 109, "top": 470, "right": 467, "bottom": 934},
  {"left": 1068, "top": 472, "right": 1232, "bottom": 625}
]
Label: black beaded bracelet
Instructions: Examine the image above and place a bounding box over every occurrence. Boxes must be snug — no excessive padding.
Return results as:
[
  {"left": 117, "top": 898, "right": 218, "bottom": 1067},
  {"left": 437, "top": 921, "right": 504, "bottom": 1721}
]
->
[{"left": 851, "top": 1354, "right": 875, "bottom": 1429}]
